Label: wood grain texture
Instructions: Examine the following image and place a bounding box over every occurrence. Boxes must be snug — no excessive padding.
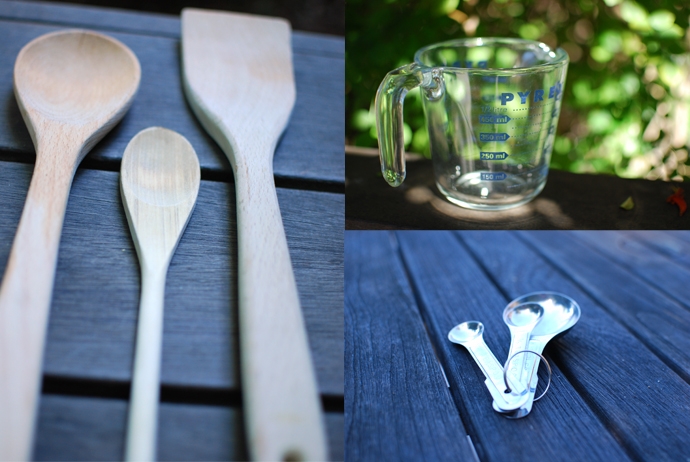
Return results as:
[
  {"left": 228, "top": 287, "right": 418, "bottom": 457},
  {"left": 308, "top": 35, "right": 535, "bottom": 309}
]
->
[
  {"left": 517, "top": 231, "right": 690, "bottom": 383},
  {"left": 33, "top": 394, "right": 345, "bottom": 461},
  {"left": 455, "top": 231, "right": 690, "bottom": 460},
  {"left": 571, "top": 231, "right": 690, "bottom": 311},
  {"left": 0, "top": 160, "right": 343, "bottom": 396},
  {"left": 346, "top": 154, "right": 690, "bottom": 229},
  {"left": 344, "top": 231, "right": 477, "bottom": 462},
  {"left": 392, "top": 231, "right": 630, "bottom": 462},
  {"left": 0, "top": 29, "right": 140, "bottom": 461},
  {"left": 622, "top": 230, "right": 690, "bottom": 269},
  {"left": 0, "top": 18, "right": 344, "bottom": 184},
  {"left": 182, "top": 10, "right": 326, "bottom": 460},
  {"left": 120, "top": 127, "right": 200, "bottom": 462}
]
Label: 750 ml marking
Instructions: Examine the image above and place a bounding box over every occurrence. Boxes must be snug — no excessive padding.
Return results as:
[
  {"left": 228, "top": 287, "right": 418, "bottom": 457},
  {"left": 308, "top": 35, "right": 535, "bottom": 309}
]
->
[{"left": 480, "top": 133, "right": 510, "bottom": 142}]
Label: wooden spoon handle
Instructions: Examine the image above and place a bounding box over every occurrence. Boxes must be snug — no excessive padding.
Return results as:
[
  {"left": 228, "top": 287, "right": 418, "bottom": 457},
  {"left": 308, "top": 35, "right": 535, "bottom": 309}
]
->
[
  {"left": 125, "top": 268, "right": 167, "bottom": 462},
  {"left": 0, "top": 155, "right": 75, "bottom": 461},
  {"left": 235, "top": 162, "right": 327, "bottom": 461}
]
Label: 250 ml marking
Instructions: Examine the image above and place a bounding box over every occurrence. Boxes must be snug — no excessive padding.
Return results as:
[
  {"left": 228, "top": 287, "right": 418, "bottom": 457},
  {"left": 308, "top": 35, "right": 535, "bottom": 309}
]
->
[{"left": 480, "top": 151, "right": 509, "bottom": 161}]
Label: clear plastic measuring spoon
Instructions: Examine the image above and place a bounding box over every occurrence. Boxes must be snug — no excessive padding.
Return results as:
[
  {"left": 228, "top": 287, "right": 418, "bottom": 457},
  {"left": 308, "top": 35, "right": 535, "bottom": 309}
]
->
[
  {"left": 448, "top": 321, "right": 529, "bottom": 411},
  {"left": 493, "top": 292, "right": 581, "bottom": 418}
]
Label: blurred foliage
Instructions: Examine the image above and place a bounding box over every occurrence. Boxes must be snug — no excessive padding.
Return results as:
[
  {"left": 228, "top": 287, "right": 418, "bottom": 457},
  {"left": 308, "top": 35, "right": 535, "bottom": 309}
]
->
[{"left": 346, "top": 0, "right": 690, "bottom": 181}]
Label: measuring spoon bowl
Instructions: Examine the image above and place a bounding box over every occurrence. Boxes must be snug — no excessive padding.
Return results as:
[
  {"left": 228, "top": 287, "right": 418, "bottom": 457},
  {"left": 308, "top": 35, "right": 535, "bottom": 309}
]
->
[
  {"left": 448, "top": 320, "right": 484, "bottom": 344},
  {"left": 507, "top": 292, "right": 580, "bottom": 340},
  {"left": 494, "top": 293, "right": 580, "bottom": 418},
  {"left": 504, "top": 302, "right": 543, "bottom": 329}
]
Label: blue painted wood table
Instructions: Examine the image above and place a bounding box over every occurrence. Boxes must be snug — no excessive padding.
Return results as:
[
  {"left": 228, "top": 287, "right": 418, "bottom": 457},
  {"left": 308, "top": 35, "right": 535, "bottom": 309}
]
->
[
  {"left": 0, "top": 1, "right": 344, "bottom": 459},
  {"left": 346, "top": 231, "right": 690, "bottom": 461}
]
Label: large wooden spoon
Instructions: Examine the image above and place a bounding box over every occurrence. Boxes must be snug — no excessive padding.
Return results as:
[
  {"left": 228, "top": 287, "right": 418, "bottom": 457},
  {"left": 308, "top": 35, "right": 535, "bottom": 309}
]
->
[
  {"left": 182, "top": 9, "right": 326, "bottom": 461},
  {"left": 0, "top": 30, "right": 140, "bottom": 461},
  {"left": 120, "top": 127, "right": 200, "bottom": 462}
]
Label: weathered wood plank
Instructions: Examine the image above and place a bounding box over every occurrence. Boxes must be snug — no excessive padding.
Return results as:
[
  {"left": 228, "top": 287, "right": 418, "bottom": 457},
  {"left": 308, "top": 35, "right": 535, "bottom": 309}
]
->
[
  {"left": 455, "top": 231, "right": 690, "bottom": 460},
  {"left": 395, "top": 231, "right": 630, "bottom": 462},
  {"left": 345, "top": 154, "right": 690, "bottom": 229},
  {"left": 0, "top": 0, "right": 344, "bottom": 55},
  {"left": 570, "top": 231, "right": 690, "bottom": 311},
  {"left": 34, "top": 394, "right": 344, "bottom": 461},
  {"left": 0, "top": 19, "right": 344, "bottom": 184},
  {"left": 517, "top": 231, "right": 690, "bottom": 383},
  {"left": 620, "top": 231, "right": 690, "bottom": 270},
  {"left": 344, "top": 231, "right": 476, "bottom": 462},
  {"left": 0, "top": 160, "right": 343, "bottom": 395}
]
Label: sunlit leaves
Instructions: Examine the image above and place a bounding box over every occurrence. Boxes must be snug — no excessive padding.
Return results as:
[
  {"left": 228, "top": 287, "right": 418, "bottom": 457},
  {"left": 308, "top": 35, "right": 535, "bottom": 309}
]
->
[
  {"left": 588, "top": 110, "right": 614, "bottom": 134},
  {"left": 648, "top": 10, "right": 675, "bottom": 31},
  {"left": 620, "top": 1, "right": 651, "bottom": 32}
]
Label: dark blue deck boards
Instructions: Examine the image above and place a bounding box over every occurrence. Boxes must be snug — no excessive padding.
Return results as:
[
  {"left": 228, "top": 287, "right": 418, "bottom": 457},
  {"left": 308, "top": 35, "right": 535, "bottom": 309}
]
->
[
  {"left": 345, "top": 231, "right": 690, "bottom": 461},
  {"left": 344, "top": 232, "right": 476, "bottom": 462},
  {"left": 0, "top": 1, "right": 343, "bottom": 459}
]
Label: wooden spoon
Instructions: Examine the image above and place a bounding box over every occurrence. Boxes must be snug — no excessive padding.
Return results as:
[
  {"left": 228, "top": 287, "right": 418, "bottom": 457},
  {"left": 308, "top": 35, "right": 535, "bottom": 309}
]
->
[
  {"left": 0, "top": 30, "right": 140, "bottom": 461},
  {"left": 120, "top": 127, "right": 200, "bottom": 462},
  {"left": 181, "top": 9, "right": 326, "bottom": 461}
]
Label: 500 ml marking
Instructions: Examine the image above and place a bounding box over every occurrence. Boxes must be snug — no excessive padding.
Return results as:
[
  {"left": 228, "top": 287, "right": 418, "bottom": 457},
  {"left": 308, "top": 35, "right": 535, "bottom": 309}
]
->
[
  {"left": 481, "top": 172, "right": 507, "bottom": 181},
  {"left": 480, "top": 151, "right": 508, "bottom": 160},
  {"left": 479, "top": 114, "right": 511, "bottom": 124},
  {"left": 480, "top": 133, "right": 510, "bottom": 142}
]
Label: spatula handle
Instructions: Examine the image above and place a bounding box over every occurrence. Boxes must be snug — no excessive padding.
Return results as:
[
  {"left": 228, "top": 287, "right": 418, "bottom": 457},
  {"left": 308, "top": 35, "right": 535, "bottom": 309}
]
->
[
  {"left": 235, "top": 162, "right": 327, "bottom": 462},
  {"left": 0, "top": 155, "right": 74, "bottom": 461}
]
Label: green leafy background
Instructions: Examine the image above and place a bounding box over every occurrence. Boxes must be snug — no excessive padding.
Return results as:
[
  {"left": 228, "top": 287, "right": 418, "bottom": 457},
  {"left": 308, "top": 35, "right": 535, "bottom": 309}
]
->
[{"left": 346, "top": 0, "right": 690, "bottom": 181}]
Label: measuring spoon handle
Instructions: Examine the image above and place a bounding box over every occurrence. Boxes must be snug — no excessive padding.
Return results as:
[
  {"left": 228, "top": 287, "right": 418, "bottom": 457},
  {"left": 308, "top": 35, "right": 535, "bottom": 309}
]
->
[
  {"left": 465, "top": 339, "right": 528, "bottom": 410},
  {"left": 506, "top": 329, "right": 532, "bottom": 383}
]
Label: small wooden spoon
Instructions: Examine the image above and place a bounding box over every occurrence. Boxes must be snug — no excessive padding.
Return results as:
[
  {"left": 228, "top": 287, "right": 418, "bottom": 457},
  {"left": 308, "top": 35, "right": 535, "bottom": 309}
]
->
[
  {"left": 182, "top": 9, "right": 326, "bottom": 461},
  {"left": 0, "top": 30, "right": 140, "bottom": 461},
  {"left": 120, "top": 127, "right": 200, "bottom": 462}
]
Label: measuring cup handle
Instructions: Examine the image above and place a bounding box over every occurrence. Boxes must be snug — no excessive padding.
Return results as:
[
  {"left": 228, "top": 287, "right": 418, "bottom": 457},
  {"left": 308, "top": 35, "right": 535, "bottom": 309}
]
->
[{"left": 375, "top": 63, "right": 441, "bottom": 187}]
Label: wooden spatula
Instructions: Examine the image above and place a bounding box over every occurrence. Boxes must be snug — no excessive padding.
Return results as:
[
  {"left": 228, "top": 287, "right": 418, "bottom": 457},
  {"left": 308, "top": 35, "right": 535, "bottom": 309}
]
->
[{"left": 181, "top": 9, "right": 326, "bottom": 461}]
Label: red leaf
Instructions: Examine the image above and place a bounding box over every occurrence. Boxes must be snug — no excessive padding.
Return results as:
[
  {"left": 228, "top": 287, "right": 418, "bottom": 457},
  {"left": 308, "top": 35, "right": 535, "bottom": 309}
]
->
[{"left": 667, "top": 187, "right": 687, "bottom": 217}]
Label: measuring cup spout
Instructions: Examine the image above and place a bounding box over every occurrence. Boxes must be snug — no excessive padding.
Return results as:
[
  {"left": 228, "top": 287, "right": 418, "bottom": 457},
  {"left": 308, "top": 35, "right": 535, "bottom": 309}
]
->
[{"left": 375, "top": 63, "right": 443, "bottom": 187}]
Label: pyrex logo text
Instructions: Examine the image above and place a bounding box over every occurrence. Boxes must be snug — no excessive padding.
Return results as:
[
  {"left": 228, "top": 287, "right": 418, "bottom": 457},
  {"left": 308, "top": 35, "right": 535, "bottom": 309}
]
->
[{"left": 499, "top": 82, "right": 563, "bottom": 105}]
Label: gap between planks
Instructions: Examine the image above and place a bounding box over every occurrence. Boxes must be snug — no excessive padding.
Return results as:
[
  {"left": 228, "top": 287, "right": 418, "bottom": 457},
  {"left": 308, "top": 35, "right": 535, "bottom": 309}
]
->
[
  {"left": 42, "top": 375, "right": 344, "bottom": 412},
  {"left": 0, "top": 153, "right": 344, "bottom": 195}
]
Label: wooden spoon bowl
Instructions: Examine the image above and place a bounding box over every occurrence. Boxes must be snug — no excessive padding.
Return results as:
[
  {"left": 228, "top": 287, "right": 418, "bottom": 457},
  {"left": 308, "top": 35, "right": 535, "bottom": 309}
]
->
[{"left": 14, "top": 29, "right": 140, "bottom": 156}]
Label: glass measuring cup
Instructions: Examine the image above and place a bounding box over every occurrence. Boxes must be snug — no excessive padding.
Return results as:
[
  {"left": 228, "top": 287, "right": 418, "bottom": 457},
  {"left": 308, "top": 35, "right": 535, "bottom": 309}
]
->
[{"left": 376, "top": 38, "right": 569, "bottom": 210}]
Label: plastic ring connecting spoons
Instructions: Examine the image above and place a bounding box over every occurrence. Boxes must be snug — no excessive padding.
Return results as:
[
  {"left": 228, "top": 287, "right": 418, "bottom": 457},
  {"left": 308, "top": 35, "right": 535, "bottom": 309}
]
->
[{"left": 447, "top": 292, "right": 581, "bottom": 418}]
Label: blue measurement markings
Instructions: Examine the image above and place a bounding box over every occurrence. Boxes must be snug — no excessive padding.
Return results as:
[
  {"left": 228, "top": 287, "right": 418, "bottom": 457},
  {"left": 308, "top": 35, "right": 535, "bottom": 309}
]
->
[
  {"left": 479, "top": 114, "right": 511, "bottom": 124},
  {"left": 480, "top": 151, "right": 508, "bottom": 161},
  {"left": 481, "top": 172, "right": 507, "bottom": 181},
  {"left": 479, "top": 133, "right": 510, "bottom": 142}
]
